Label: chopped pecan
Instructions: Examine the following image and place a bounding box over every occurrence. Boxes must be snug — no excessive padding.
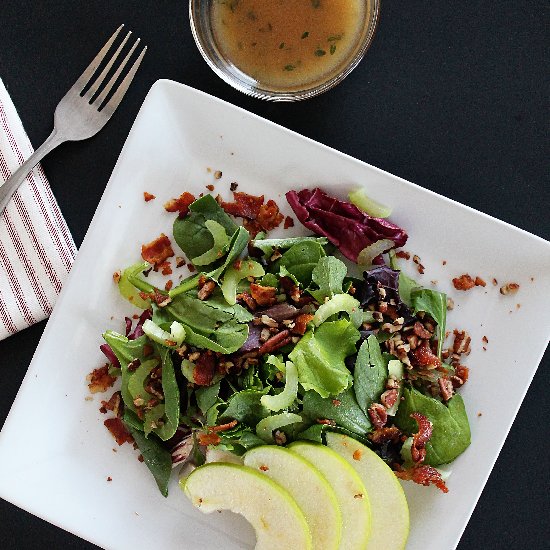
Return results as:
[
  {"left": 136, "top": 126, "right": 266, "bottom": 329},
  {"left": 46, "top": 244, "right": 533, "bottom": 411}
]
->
[
  {"left": 452, "top": 329, "right": 471, "bottom": 355},
  {"left": 396, "top": 251, "right": 410, "bottom": 260},
  {"left": 259, "top": 329, "right": 292, "bottom": 355},
  {"left": 452, "top": 274, "right": 475, "bottom": 291},
  {"left": 411, "top": 343, "right": 441, "bottom": 369},
  {"left": 380, "top": 389, "right": 399, "bottom": 409},
  {"left": 141, "top": 234, "right": 174, "bottom": 268},
  {"left": 198, "top": 280, "right": 216, "bottom": 301},
  {"left": 474, "top": 276, "right": 486, "bottom": 287},
  {"left": 438, "top": 377, "right": 454, "bottom": 401},
  {"left": 250, "top": 283, "right": 277, "bottom": 306},
  {"left": 291, "top": 313, "right": 314, "bottom": 335},
  {"left": 368, "top": 403, "right": 388, "bottom": 429},
  {"left": 413, "top": 321, "right": 433, "bottom": 339},
  {"left": 87, "top": 365, "right": 116, "bottom": 394},
  {"left": 500, "top": 282, "right": 520, "bottom": 295},
  {"left": 237, "top": 291, "right": 257, "bottom": 311}
]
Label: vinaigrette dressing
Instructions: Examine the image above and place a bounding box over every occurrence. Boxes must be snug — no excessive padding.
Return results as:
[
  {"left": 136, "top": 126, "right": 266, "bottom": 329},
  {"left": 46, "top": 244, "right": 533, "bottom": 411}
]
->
[{"left": 211, "top": 0, "right": 370, "bottom": 91}]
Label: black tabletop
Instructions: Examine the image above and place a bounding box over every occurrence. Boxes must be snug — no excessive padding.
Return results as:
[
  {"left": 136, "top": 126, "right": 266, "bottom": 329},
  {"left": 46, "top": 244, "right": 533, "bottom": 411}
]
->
[{"left": 1, "top": 1, "right": 548, "bottom": 549}]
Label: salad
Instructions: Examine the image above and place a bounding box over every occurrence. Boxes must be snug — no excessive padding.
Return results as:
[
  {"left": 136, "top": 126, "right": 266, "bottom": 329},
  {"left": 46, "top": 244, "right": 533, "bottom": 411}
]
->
[{"left": 90, "top": 186, "right": 471, "bottom": 501}]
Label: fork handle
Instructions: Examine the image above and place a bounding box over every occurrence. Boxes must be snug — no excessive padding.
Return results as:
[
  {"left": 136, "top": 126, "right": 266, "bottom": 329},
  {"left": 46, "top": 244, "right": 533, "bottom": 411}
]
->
[{"left": 0, "top": 129, "right": 65, "bottom": 214}]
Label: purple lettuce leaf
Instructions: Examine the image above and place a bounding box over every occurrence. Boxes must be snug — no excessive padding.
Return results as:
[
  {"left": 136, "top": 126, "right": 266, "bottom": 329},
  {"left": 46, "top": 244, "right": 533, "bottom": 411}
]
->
[{"left": 286, "top": 188, "right": 407, "bottom": 262}]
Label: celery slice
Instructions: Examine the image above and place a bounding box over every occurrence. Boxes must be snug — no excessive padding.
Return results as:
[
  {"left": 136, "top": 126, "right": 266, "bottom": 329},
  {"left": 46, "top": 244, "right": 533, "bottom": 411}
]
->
[
  {"left": 118, "top": 262, "right": 152, "bottom": 308},
  {"left": 142, "top": 319, "right": 183, "bottom": 347},
  {"left": 190, "top": 220, "right": 230, "bottom": 266},
  {"left": 128, "top": 359, "right": 159, "bottom": 400},
  {"left": 313, "top": 293, "right": 363, "bottom": 328},
  {"left": 261, "top": 361, "right": 298, "bottom": 412},
  {"left": 357, "top": 239, "right": 394, "bottom": 266},
  {"left": 348, "top": 188, "right": 392, "bottom": 218},
  {"left": 221, "top": 260, "right": 265, "bottom": 305}
]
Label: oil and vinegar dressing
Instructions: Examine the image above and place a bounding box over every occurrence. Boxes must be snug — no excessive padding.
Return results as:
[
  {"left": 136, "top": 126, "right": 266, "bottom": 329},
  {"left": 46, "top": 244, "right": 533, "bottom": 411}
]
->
[{"left": 211, "top": 0, "right": 371, "bottom": 91}]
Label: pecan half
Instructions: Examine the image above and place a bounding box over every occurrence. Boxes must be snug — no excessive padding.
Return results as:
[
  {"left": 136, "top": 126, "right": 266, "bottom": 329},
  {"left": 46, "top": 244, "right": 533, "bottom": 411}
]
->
[{"left": 259, "top": 329, "right": 292, "bottom": 355}]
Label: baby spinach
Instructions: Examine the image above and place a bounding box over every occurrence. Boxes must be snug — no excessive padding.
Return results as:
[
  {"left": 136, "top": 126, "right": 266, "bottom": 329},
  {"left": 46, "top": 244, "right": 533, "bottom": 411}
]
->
[
  {"left": 289, "top": 319, "right": 359, "bottom": 398},
  {"left": 126, "top": 425, "right": 173, "bottom": 497},
  {"left": 252, "top": 236, "right": 328, "bottom": 256},
  {"left": 221, "top": 388, "right": 271, "bottom": 426},
  {"left": 302, "top": 387, "right": 372, "bottom": 435},
  {"left": 411, "top": 289, "right": 447, "bottom": 357},
  {"left": 276, "top": 241, "right": 326, "bottom": 286},
  {"left": 153, "top": 344, "right": 180, "bottom": 441},
  {"left": 195, "top": 381, "right": 221, "bottom": 415},
  {"left": 208, "top": 226, "right": 250, "bottom": 281},
  {"left": 394, "top": 386, "right": 471, "bottom": 466},
  {"left": 173, "top": 195, "right": 237, "bottom": 261}
]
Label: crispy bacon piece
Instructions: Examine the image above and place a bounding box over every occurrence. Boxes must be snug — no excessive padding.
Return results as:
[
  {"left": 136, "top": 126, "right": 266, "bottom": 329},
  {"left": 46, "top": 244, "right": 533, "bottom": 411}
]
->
[
  {"left": 452, "top": 274, "right": 475, "bottom": 291},
  {"left": 395, "top": 464, "right": 448, "bottom": 493},
  {"left": 143, "top": 192, "right": 155, "bottom": 202},
  {"left": 221, "top": 191, "right": 264, "bottom": 219},
  {"left": 104, "top": 418, "right": 134, "bottom": 446},
  {"left": 284, "top": 216, "right": 294, "bottom": 229},
  {"left": 411, "top": 343, "right": 441, "bottom": 369},
  {"left": 256, "top": 199, "right": 284, "bottom": 231},
  {"left": 164, "top": 192, "right": 196, "bottom": 216},
  {"left": 193, "top": 351, "right": 217, "bottom": 386},
  {"left": 368, "top": 426, "right": 402, "bottom": 445},
  {"left": 237, "top": 291, "right": 257, "bottom": 311},
  {"left": 141, "top": 234, "right": 174, "bottom": 267},
  {"left": 259, "top": 329, "right": 292, "bottom": 355},
  {"left": 99, "top": 391, "right": 122, "bottom": 416},
  {"left": 368, "top": 403, "right": 388, "bottom": 429},
  {"left": 88, "top": 365, "right": 116, "bottom": 394},
  {"left": 209, "top": 420, "right": 238, "bottom": 432},
  {"left": 474, "top": 276, "right": 486, "bottom": 287},
  {"left": 242, "top": 218, "right": 263, "bottom": 238},
  {"left": 139, "top": 289, "right": 171, "bottom": 308},
  {"left": 157, "top": 260, "right": 172, "bottom": 276},
  {"left": 250, "top": 283, "right": 277, "bottom": 306},
  {"left": 291, "top": 313, "right": 315, "bottom": 335},
  {"left": 198, "top": 432, "right": 221, "bottom": 446},
  {"left": 410, "top": 412, "right": 433, "bottom": 464}
]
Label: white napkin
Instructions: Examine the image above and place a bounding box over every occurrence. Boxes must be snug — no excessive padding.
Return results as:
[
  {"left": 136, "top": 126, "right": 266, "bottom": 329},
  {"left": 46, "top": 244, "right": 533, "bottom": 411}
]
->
[{"left": 0, "top": 79, "right": 76, "bottom": 341}]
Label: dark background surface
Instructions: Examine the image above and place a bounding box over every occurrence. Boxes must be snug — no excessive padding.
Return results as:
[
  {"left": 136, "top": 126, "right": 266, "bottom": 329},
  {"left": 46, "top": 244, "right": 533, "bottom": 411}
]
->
[{"left": 0, "top": 1, "right": 548, "bottom": 549}]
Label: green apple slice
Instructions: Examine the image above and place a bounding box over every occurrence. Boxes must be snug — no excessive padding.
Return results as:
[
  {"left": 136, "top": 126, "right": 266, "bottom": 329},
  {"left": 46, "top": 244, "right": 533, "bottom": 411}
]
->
[
  {"left": 289, "top": 441, "right": 372, "bottom": 550},
  {"left": 244, "top": 445, "right": 342, "bottom": 550},
  {"left": 182, "top": 462, "right": 312, "bottom": 550},
  {"left": 326, "top": 433, "right": 409, "bottom": 550}
]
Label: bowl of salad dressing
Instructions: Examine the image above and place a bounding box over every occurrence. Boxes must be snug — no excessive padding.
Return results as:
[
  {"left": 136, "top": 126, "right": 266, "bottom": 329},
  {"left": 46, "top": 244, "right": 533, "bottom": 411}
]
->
[{"left": 190, "top": 0, "right": 380, "bottom": 101}]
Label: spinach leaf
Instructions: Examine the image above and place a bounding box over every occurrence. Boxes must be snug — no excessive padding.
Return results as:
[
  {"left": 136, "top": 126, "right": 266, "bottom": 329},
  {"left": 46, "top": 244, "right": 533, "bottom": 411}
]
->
[
  {"left": 173, "top": 195, "right": 237, "bottom": 261},
  {"left": 398, "top": 272, "right": 421, "bottom": 307},
  {"left": 277, "top": 241, "right": 326, "bottom": 286},
  {"left": 201, "top": 291, "right": 253, "bottom": 323},
  {"left": 411, "top": 289, "right": 447, "bottom": 357},
  {"left": 289, "top": 319, "right": 359, "bottom": 398},
  {"left": 195, "top": 381, "right": 221, "bottom": 415},
  {"left": 308, "top": 256, "right": 347, "bottom": 303},
  {"left": 252, "top": 236, "right": 328, "bottom": 256},
  {"left": 216, "top": 424, "right": 265, "bottom": 454},
  {"left": 126, "top": 425, "right": 173, "bottom": 497},
  {"left": 103, "top": 331, "right": 149, "bottom": 417},
  {"left": 394, "top": 386, "right": 471, "bottom": 466},
  {"left": 208, "top": 226, "right": 250, "bottom": 281},
  {"left": 181, "top": 322, "right": 249, "bottom": 354},
  {"left": 220, "top": 388, "right": 271, "bottom": 426},
  {"left": 354, "top": 336, "right": 388, "bottom": 415},
  {"left": 153, "top": 344, "right": 180, "bottom": 441},
  {"left": 302, "top": 387, "right": 372, "bottom": 435}
]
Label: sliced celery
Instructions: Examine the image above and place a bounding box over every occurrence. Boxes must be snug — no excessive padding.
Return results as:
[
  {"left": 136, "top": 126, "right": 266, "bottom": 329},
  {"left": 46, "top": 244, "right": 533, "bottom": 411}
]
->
[
  {"left": 313, "top": 293, "right": 363, "bottom": 328},
  {"left": 357, "top": 239, "right": 394, "bottom": 266},
  {"left": 190, "top": 220, "right": 229, "bottom": 266},
  {"left": 348, "top": 188, "right": 392, "bottom": 218},
  {"left": 256, "top": 412, "right": 302, "bottom": 443},
  {"left": 118, "top": 262, "right": 152, "bottom": 308},
  {"left": 221, "top": 259, "right": 265, "bottom": 305},
  {"left": 142, "top": 319, "right": 182, "bottom": 347},
  {"left": 261, "top": 361, "right": 298, "bottom": 412},
  {"left": 128, "top": 359, "right": 159, "bottom": 401}
]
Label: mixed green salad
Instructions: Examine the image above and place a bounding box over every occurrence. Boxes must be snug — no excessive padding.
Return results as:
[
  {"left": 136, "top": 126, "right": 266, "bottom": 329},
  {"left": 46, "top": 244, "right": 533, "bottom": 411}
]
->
[{"left": 94, "top": 187, "right": 471, "bottom": 497}]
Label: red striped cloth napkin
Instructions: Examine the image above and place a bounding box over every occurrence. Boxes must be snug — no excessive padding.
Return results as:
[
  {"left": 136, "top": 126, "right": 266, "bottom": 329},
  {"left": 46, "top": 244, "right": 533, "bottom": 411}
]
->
[{"left": 0, "top": 79, "right": 76, "bottom": 341}]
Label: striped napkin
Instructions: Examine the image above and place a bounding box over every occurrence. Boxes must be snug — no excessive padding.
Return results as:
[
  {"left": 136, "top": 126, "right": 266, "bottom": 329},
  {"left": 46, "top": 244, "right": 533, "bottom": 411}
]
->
[{"left": 0, "top": 79, "right": 76, "bottom": 341}]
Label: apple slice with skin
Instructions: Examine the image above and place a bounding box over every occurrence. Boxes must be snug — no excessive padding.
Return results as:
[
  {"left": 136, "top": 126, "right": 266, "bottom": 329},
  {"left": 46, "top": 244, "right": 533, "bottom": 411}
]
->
[
  {"left": 326, "top": 432, "right": 410, "bottom": 550},
  {"left": 244, "top": 445, "right": 342, "bottom": 550},
  {"left": 182, "top": 462, "right": 312, "bottom": 550},
  {"left": 289, "top": 441, "right": 372, "bottom": 550}
]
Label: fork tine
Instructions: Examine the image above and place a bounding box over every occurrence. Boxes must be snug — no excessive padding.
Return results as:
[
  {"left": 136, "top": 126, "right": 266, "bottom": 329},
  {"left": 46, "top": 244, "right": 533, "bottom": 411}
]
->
[
  {"left": 101, "top": 46, "right": 147, "bottom": 114},
  {"left": 83, "top": 31, "right": 132, "bottom": 101},
  {"left": 74, "top": 25, "right": 124, "bottom": 92},
  {"left": 93, "top": 38, "right": 140, "bottom": 108}
]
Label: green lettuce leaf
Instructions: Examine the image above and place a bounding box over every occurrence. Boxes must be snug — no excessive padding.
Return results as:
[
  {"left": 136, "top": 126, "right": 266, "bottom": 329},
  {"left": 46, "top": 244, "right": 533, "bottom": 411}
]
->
[
  {"left": 289, "top": 319, "right": 359, "bottom": 398},
  {"left": 394, "top": 386, "right": 471, "bottom": 466},
  {"left": 308, "top": 256, "right": 347, "bottom": 303},
  {"left": 220, "top": 388, "right": 271, "bottom": 426},
  {"left": 276, "top": 241, "right": 326, "bottom": 286}
]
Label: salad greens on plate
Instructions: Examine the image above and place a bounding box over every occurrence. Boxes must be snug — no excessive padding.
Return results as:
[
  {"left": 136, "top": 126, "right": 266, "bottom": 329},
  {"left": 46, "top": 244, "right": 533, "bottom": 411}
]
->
[{"left": 91, "top": 186, "right": 471, "bottom": 498}]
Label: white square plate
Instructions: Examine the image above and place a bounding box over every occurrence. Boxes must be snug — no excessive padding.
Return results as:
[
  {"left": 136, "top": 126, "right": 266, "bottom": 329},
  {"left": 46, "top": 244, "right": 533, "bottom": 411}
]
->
[{"left": 0, "top": 80, "right": 549, "bottom": 550}]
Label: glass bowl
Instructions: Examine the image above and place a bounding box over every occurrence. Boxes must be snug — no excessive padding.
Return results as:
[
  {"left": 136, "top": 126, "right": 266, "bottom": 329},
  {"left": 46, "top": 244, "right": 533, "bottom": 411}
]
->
[{"left": 189, "top": 0, "right": 381, "bottom": 102}]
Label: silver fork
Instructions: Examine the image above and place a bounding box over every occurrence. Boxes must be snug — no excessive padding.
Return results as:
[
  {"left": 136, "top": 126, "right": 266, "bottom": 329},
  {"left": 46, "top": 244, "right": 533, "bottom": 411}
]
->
[{"left": 0, "top": 25, "right": 146, "bottom": 214}]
